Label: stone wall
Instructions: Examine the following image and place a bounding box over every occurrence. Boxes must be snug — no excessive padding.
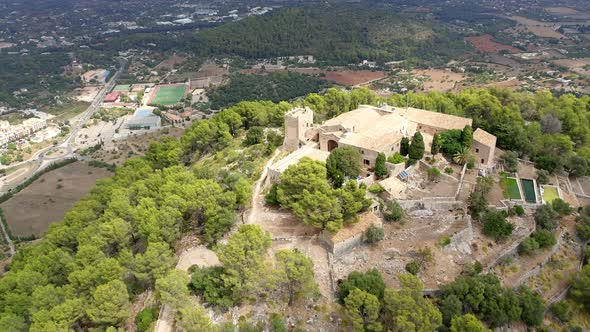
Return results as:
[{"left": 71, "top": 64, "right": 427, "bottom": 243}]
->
[{"left": 397, "top": 199, "right": 464, "bottom": 211}]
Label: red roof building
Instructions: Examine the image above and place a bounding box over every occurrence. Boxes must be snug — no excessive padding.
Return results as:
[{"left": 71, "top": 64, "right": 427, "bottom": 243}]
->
[{"left": 104, "top": 92, "right": 120, "bottom": 103}]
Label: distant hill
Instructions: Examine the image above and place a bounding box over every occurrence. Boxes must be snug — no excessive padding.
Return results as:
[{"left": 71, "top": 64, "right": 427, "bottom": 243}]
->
[{"left": 194, "top": 5, "right": 471, "bottom": 65}]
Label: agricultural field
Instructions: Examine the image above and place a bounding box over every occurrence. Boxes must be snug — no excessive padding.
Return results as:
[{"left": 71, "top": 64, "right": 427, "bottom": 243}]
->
[
  {"left": 465, "top": 34, "right": 520, "bottom": 54},
  {"left": 148, "top": 84, "right": 187, "bottom": 105},
  {"left": 551, "top": 58, "right": 590, "bottom": 75},
  {"left": 0, "top": 162, "right": 113, "bottom": 237},
  {"left": 545, "top": 6, "right": 590, "bottom": 19},
  {"left": 411, "top": 69, "right": 466, "bottom": 92},
  {"left": 508, "top": 16, "right": 566, "bottom": 39},
  {"left": 323, "top": 70, "right": 387, "bottom": 86}
]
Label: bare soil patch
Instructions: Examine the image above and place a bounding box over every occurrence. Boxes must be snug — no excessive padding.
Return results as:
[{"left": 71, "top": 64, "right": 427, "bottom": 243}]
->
[
  {"left": 1, "top": 162, "right": 112, "bottom": 237},
  {"left": 196, "top": 62, "right": 229, "bottom": 78},
  {"left": 332, "top": 211, "right": 468, "bottom": 289},
  {"left": 154, "top": 54, "right": 187, "bottom": 71},
  {"left": 545, "top": 7, "right": 590, "bottom": 19},
  {"left": 509, "top": 16, "right": 566, "bottom": 39},
  {"left": 412, "top": 69, "right": 465, "bottom": 92},
  {"left": 72, "top": 86, "right": 102, "bottom": 102},
  {"left": 89, "top": 127, "right": 185, "bottom": 166},
  {"left": 324, "top": 70, "right": 387, "bottom": 86},
  {"left": 465, "top": 34, "right": 520, "bottom": 54},
  {"left": 552, "top": 58, "right": 590, "bottom": 75}
]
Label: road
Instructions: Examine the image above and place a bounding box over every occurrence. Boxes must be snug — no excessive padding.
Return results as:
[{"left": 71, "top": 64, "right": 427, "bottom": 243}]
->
[{"left": 0, "top": 60, "right": 127, "bottom": 192}]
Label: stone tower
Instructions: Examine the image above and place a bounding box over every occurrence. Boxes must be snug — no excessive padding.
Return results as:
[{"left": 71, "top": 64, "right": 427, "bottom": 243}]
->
[{"left": 283, "top": 107, "right": 314, "bottom": 151}]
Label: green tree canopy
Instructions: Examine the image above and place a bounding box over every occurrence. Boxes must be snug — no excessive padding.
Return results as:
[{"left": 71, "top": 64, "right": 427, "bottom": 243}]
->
[{"left": 326, "top": 146, "right": 362, "bottom": 187}]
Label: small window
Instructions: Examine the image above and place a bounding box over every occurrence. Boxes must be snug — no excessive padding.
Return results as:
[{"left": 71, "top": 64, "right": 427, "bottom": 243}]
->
[
  {"left": 475, "top": 148, "right": 479, "bottom": 153},
  {"left": 364, "top": 159, "right": 370, "bottom": 165},
  {"left": 361, "top": 150, "right": 365, "bottom": 155},
  {"left": 481, "top": 159, "right": 485, "bottom": 164}
]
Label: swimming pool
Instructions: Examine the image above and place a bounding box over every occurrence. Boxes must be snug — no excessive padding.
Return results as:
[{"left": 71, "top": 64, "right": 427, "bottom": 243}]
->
[{"left": 520, "top": 179, "right": 536, "bottom": 203}]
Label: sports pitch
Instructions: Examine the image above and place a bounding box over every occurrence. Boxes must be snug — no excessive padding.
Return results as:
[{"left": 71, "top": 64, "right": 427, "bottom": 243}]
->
[{"left": 150, "top": 85, "right": 187, "bottom": 105}]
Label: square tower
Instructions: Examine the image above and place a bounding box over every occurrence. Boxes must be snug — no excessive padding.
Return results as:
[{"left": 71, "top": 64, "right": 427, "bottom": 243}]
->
[{"left": 284, "top": 107, "right": 314, "bottom": 151}]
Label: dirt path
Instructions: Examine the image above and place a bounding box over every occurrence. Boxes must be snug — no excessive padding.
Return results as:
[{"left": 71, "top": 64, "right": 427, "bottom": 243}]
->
[
  {"left": 153, "top": 150, "right": 296, "bottom": 331},
  {"left": 153, "top": 246, "right": 220, "bottom": 332},
  {"left": 245, "top": 150, "right": 280, "bottom": 225}
]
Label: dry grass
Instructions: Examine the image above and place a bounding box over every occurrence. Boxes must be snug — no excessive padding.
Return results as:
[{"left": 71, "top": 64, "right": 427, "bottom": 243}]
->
[
  {"left": 509, "top": 16, "right": 566, "bottom": 39},
  {"left": 1, "top": 162, "right": 113, "bottom": 237}
]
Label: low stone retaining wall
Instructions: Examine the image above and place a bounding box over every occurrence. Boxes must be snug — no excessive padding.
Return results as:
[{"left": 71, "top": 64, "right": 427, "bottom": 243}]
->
[{"left": 398, "top": 199, "right": 464, "bottom": 211}]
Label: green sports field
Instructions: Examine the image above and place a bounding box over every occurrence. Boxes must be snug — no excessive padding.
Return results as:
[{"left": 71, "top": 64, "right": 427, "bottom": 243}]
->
[
  {"left": 113, "top": 84, "right": 131, "bottom": 92},
  {"left": 150, "top": 85, "right": 187, "bottom": 105}
]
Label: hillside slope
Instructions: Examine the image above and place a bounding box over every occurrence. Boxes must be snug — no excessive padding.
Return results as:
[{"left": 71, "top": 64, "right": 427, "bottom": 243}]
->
[{"left": 194, "top": 5, "right": 471, "bottom": 65}]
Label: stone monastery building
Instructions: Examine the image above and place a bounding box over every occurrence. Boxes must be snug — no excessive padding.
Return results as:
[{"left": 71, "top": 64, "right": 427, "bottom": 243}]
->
[{"left": 273, "top": 104, "right": 496, "bottom": 178}]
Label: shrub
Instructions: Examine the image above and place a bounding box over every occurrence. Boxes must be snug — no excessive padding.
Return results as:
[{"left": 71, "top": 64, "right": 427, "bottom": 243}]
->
[
  {"left": 535, "top": 204, "right": 559, "bottom": 231},
  {"left": 513, "top": 205, "right": 525, "bottom": 216},
  {"left": 464, "top": 261, "right": 483, "bottom": 276},
  {"left": 466, "top": 160, "right": 475, "bottom": 169},
  {"left": 536, "top": 169, "right": 550, "bottom": 185},
  {"left": 518, "top": 237, "right": 539, "bottom": 255},
  {"left": 531, "top": 229, "right": 556, "bottom": 248},
  {"left": 270, "top": 313, "right": 287, "bottom": 332},
  {"left": 135, "top": 307, "right": 157, "bottom": 332},
  {"left": 482, "top": 210, "right": 514, "bottom": 241},
  {"left": 387, "top": 152, "right": 405, "bottom": 164},
  {"left": 552, "top": 198, "right": 573, "bottom": 216},
  {"left": 383, "top": 200, "right": 404, "bottom": 222},
  {"left": 265, "top": 184, "right": 280, "bottom": 206},
  {"left": 439, "top": 236, "right": 451, "bottom": 247},
  {"left": 427, "top": 167, "right": 441, "bottom": 181},
  {"left": 366, "top": 226, "right": 384, "bottom": 244},
  {"left": 405, "top": 260, "right": 421, "bottom": 275},
  {"left": 550, "top": 301, "right": 571, "bottom": 322},
  {"left": 444, "top": 167, "right": 453, "bottom": 174},
  {"left": 367, "top": 183, "right": 385, "bottom": 194}
]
